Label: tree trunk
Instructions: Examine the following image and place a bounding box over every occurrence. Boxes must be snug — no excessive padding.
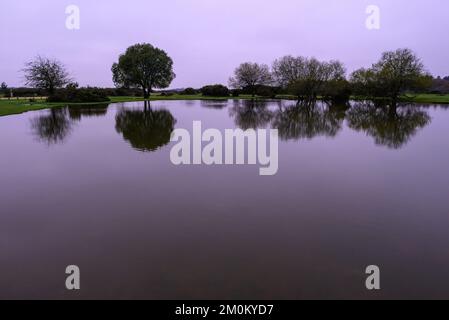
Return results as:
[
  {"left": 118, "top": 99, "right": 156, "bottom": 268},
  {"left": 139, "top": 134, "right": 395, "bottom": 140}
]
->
[{"left": 143, "top": 88, "right": 149, "bottom": 99}]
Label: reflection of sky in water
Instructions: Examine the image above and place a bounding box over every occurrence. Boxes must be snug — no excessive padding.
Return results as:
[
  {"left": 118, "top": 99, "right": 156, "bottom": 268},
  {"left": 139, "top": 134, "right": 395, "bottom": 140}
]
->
[{"left": 1, "top": 100, "right": 449, "bottom": 299}]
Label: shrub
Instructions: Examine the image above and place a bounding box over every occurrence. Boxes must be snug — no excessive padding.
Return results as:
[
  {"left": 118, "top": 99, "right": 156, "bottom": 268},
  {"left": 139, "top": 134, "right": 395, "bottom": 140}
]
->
[
  {"left": 180, "top": 88, "right": 198, "bottom": 95},
  {"left": 160, "top": 91, "right": 175, "bottom": 96},
  {"left": 200, "top": 84, "right": 230, "bottom": 97},
  {"left": 47, "top": 87, "right": 110, "bottom": 103},
  {"left": 321, "top": 80, "right": 352, "bottom": 104},
  {"left": 231, "top": 89, "right": 241, "bottom": 97},
  {"left": 113, "top": 87, "right": 142, "bottom": 96},
  {"left": 6, "top": 87, "right": 46, "bottom": 97}
]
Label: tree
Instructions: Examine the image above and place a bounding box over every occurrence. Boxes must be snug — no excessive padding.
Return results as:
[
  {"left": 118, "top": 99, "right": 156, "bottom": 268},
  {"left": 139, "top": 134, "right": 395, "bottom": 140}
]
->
[
  {"left": 112, "top": 43, "right": 175, "bottom": 99},
  {"left": 272, "top": 56, "right": 347, "bottom": 103},
  {"left": 350, "top": 48, "right": 431, "bottom": 105},
  {"left": 272, "top": 56, "right": 307, "bottom": 88},
  {"left": 23, "top": 56, "right": 72, "bottom": 94},
  {"left": 229, "top": 62, "right": 272, "bottom": 97},
  {"left": 1, "top": 82, "right": 7, "bottom": 92}
]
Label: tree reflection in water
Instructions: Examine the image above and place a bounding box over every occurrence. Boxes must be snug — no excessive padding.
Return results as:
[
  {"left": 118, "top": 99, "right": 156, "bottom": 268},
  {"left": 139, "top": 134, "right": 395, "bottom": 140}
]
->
[
  {"left": 229, "top": 99, "right": 274, "bottom": 130},
  {"left": 272, "top": 102, "right": 347, "bottom": 141},
  {"left": 115, "top": 101, "right": 177, "bottom": 152},
  {"left": 201, "top": 100, "right": 229, "bottom": 109},
  {"left": 347, "top": 102, "right": 431, "bottom": 149},
  {"left": 30, "top": 108, "right": 74, "bottom": 145},
  {"left": 68, "top": 104, "right": 109, "bottom": 121}
]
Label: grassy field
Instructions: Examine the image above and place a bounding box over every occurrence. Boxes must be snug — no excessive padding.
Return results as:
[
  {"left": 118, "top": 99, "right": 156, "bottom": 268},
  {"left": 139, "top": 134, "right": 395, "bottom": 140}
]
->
[
  {"left": 1, "top": 94, "right": 449, "bottom": 117},
  {"left": 0, "top": 99, "right": 58, "bottom": 117},
  {"left": 404, "top": 94, "right": 449, "bottom": 104}
]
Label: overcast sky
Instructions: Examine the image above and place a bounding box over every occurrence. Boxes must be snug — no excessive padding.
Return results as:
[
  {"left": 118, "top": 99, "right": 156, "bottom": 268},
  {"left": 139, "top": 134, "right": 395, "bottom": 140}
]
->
[{"left": 1, "top": 0, "right": 448, "bottom": 88}]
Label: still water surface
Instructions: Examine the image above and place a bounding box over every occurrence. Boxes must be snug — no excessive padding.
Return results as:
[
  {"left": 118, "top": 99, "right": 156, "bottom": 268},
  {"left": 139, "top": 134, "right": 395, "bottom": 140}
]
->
[{"left": 1, "top": 100, "right": 449, "bottom": 299}]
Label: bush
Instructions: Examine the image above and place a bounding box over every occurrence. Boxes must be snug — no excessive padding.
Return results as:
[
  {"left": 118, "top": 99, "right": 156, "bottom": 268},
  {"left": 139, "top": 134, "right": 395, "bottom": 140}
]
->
[
  {"left": 113, "top": 87, "right": 142, "bottom": 96},
  {"left": 231, "top": 89, "right": 241, "bottom": 97},
  {"left": 6, "top": 87, "right": 46, "bottom": 97},
  {"left": 47, "top": 87, "right": 111, "bottom": 103},
  {"left": 200, "top": 84, "right": 230, "bottom": 97},
  {"left": 160, "top": 91, "right": 175, "bottom": 96},
  {"left": 237, "top": 85, "right": 284, "bottom": 98},
  {"left": 321, "top": 80, "right": 352, "bottom": 104},
  {"left": 180, "top": 88, "right": 198, "bottom": 95}
]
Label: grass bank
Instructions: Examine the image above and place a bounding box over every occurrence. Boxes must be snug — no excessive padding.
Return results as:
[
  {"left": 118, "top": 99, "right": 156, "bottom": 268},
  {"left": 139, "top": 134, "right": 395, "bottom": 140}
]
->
[
  {"left": 2, "top": 93, "right": 449, "bottom": 117},
  {"left": 0, "top": 94, "right": 256, "bottom": 117}
]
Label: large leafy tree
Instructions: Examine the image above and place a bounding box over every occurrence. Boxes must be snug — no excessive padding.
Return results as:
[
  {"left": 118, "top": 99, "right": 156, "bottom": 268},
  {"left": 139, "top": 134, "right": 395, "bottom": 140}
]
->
[
  {"left": 23, "top": 56, "right": 72, "bottom": 94},
  {"left": 229, "top": 62, "right": 272, "bottom": 97},
  {"left": 112, "top": 43, "right": 175, "bottom": 99}
]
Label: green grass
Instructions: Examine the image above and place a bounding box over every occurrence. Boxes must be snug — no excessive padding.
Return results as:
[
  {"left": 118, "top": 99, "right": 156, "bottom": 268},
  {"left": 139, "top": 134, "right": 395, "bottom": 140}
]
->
[
  {"left": 0, "top": 94, "right": 257, "bottom": 117},
  {"left": 0, "top": 99, "right": 61, "bottom": 117},
  {"left": 403, "top": 94, "right": 449, "bottom": 104},
  {"left": 2, "top": 93, "right": 449, "bottom": 117}
]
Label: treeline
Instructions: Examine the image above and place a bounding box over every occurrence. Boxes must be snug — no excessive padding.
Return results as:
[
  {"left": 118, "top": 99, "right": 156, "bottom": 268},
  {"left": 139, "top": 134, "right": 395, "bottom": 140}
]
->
[
  {"left": 227, "top": 48, "right": 434, "bottom": 105},
  {"left": 4, "top": 45, "right": 448, "bottom": 104},
  {"left": 174, "top": 85, "right": 284, "bottom": 98}
]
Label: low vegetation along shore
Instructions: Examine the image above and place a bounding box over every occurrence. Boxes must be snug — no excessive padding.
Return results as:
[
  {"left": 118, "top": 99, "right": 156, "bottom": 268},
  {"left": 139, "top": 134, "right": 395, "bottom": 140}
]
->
[{"left": 1, "top": 93, "right": 449, "bottom": 117}]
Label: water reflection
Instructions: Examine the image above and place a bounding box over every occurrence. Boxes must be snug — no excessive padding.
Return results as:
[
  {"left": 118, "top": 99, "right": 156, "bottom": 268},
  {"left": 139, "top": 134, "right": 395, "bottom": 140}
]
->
[
  {"left": 6, "top": 99, "right": 449, "bottom": 299},
  {"left": 347, "top": 102, "right": 431, "bottom": 149},
  {"left": 30, "top": 108, "right": 74, "bottom": 145},
  {"left": 229, "top": 100, "right": 274, "bottom": 130},
  {"left": 29, "top": 100, "right": 433, "bottom": 151},
  {"left": 272, "top": 102, "right": 345, "bottom": 141},
  {"left": 68, "top": 104, "right": 109, "bottom": 120},
  {"left": 226, "top": 100, "right": 431, "bottom": 148},
  {"left": 200, "top": 100, "right": 229, "bottom": 109},
  {"left": 115, "top": 102, "right": 177, "bottom": 152}
]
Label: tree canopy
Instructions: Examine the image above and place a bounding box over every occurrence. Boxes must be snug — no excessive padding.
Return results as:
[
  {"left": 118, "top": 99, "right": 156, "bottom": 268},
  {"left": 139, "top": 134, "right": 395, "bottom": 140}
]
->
[
  {"left": 229, "top": 63, "right": 272, "bottom": 96},
  {"left": 350, "top": 48, "right": 431, "bottom": 104},
  {"left": 112, "top": 43, "right": 175, "bottom": 99}
]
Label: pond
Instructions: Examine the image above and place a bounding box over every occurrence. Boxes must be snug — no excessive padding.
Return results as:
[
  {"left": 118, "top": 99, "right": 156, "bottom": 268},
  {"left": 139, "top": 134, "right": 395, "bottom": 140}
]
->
[{"left": 1, "top": 100, "right": 449, "bottom": 299}]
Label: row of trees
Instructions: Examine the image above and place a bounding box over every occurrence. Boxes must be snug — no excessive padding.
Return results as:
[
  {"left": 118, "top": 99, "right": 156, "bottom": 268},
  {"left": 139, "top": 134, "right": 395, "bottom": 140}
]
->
[
  {"left": 230, "top": 58, "right": 348, "bottom": 103},
  {"left": 229, "top": 48, "right": 431, "bottom": 105},
  {"left": 15, "top": 45, "right": 432, "bottom": 105}
]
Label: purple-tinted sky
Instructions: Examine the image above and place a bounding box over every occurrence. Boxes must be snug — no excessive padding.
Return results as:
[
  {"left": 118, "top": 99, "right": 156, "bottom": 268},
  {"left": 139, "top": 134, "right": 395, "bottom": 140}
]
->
[{"left": 1, "top": 0, "right": 448, "bottom": 88}]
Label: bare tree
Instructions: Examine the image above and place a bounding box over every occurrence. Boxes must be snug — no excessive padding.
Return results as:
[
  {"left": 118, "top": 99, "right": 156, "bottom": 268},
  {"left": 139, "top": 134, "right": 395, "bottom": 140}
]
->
[
  {"left": 23, "top": 56, "right": 72, "bottom": 94},
  {"left": 272, "top": 56, "right": 307, "bottom": 88},
  {"left": 273, "top": 56, "right": 346, "bottom": 103},
  {"left": 229, "top": 62, "right": 272, "bottom": 97}
]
